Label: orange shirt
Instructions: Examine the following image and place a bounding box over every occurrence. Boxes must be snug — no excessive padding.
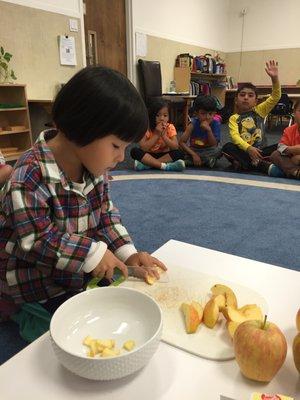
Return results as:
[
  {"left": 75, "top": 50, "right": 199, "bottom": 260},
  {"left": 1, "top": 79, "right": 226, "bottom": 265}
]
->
[
  {"left": 145, "top": 123, "right": 177, "bottom": 153},
  {"left": 279, "top": 124, "right": 300, "bottom": 146}
]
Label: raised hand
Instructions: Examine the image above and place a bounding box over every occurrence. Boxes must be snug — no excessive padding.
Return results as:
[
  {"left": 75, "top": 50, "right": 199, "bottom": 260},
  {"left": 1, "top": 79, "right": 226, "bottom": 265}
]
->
[{"left": 265, "top": 60, "right": 279, "bottom": 81}]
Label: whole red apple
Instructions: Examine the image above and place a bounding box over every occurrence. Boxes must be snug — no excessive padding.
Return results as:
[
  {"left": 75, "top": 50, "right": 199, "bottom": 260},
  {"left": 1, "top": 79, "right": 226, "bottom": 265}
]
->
[
  {"left": 233, "top": 317, "right": 287, "bottom": 382},
  {"left": 293, "top": 332, "right": 300, "bottom": 373}
]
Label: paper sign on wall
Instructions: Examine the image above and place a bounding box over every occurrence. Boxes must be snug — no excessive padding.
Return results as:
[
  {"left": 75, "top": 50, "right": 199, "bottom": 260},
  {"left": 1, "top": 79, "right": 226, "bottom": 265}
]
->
[
  {"left": 59, "top": 35, "right": 77, "bottom": 66},
  {"left": 135, "top": 32, "right": 147, "bottom": 57}
]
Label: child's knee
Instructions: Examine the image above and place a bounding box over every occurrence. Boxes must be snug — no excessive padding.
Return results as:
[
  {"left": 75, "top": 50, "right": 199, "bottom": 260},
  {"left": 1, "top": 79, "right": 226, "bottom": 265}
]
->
[{"left": 291, "top": 155, "right": 300, "bottom": 165}]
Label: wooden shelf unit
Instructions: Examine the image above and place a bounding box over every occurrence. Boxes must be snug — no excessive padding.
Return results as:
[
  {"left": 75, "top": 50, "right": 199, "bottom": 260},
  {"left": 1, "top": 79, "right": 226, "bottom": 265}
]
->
[
  {"left": 174, "top": 67, "right": 227, "bottom": 106},
  {"left": 190, "top": 71, "right": 227, "bottom": 105},
  {"left": 0, "top": 84, "right": 32, "bottom": 162}
]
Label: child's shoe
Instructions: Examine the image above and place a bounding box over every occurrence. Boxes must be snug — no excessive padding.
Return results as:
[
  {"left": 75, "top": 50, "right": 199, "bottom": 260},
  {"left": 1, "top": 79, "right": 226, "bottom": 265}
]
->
[
  {"left": 207, "top": 157, "right": 217, "bottom": 169},
  {"left": 268, "top": 164, "right": 285, "bottom": 178},
  {"left": 134, "top": 160, "right": 151, "bottom": 171},
  {"left": 164, "top": 159, "right": 185, "bottom": 172}
]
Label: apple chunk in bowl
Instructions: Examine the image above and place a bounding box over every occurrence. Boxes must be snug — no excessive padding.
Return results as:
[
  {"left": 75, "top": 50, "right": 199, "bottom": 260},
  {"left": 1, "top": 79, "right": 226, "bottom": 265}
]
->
[{"left": 50, "top": 287, "right": 162, "bottom": 380}]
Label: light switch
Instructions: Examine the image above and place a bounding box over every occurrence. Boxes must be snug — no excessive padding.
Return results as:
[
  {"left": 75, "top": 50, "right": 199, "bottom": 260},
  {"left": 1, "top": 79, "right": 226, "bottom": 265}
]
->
[{"left": 69, "top": 19, "right": 78, "bottom": 32}]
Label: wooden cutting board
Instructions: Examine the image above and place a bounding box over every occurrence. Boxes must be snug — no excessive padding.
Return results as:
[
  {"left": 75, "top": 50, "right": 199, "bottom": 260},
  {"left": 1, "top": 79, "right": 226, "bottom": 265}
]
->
[{"left": 121, "top": 264, "right": 268, "bottom": 360}]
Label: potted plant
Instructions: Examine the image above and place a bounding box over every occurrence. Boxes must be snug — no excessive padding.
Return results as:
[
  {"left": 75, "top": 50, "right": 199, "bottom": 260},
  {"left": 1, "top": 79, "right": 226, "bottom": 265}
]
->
[{"left": 0, "top": 46, "right": 17, "bottom": 83}]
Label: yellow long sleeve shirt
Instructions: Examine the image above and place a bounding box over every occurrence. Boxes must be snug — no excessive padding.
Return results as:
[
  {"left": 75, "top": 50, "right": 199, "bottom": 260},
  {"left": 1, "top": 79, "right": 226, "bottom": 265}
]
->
[{"left": 228, "top": 82, "right": 281, "bottom": 151}]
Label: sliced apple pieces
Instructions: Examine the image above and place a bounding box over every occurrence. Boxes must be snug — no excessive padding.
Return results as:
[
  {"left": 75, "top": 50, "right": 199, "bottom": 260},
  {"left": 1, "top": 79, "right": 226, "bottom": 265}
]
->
[
  {"left": 181, "top": 302, "right": 202, "bottom": 333},
  {"left": 211, "top": 284, "right": 238, "bottom": 308},
  {"left": 226, "top": 321, "right": 240, "bottom": 338},
  {"left": 203, "top": 298, "right": 220, "bottom": 328}
]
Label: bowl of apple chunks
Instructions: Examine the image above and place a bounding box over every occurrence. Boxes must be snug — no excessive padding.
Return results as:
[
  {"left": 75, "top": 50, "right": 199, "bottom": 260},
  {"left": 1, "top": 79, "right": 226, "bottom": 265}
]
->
[{"left": 180, "top": 284, "right": 263, "bottom": 338}]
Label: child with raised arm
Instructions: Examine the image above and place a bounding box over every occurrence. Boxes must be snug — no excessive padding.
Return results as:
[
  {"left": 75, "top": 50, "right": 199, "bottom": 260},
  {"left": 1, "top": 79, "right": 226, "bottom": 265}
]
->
[
  {"left": 222, "top": 60, "right": 281, "bottom": 175},
  {"left": 0, "top": 66, "right": 166, "bottom": 333},
  {"left": 270, "top": 99, "right": 300, "bottom": 179},
  {"left": 130, "top": 98, "right": 185, "bottom": 171},
  {"left": 179, "top": 94, "right": 221, "bottom": 168}
]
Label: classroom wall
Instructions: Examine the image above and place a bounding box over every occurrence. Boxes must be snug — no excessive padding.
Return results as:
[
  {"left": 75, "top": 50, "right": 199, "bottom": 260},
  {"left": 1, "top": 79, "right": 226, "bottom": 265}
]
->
[
  {"left": 1, "top": 0, "right": 82, "bottom": 17},
  {"left": 226, "top": 0, "right": 300, "bottom": 85},
  {"left": 0, "top": 0, "right": 84, "bottom": 100},
  {"left": 132, "top": 0, "right": 229, "bottom": 90}
]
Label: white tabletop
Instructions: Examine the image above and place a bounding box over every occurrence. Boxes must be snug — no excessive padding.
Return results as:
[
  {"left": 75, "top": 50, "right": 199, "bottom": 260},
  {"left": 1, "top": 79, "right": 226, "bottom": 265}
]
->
[{"left": 1, "top": 240, "right": 299, "bottom": 400}]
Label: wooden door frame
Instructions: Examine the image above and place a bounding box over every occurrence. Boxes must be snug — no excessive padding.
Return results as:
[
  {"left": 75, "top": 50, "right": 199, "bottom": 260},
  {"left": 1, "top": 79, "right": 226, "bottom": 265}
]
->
[{"left": 81, "top": 0, "right": 135, "bottom": 84}]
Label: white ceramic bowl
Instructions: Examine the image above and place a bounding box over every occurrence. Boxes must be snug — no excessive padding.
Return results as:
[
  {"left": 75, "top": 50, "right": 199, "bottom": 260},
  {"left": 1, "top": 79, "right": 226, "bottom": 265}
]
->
[{"left": 50, "top": 287, "right": 162, "bottom": 380}]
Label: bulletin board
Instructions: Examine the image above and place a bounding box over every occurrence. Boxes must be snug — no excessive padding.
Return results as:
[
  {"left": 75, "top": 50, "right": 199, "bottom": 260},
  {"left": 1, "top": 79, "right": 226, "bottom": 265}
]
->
[{"left": 0, "top": 1, "right": 84, "bottom": 100}]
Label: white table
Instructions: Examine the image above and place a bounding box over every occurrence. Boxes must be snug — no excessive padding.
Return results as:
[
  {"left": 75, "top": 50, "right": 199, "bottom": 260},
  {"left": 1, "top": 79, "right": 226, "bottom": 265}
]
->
[{"left": 1, "top": 240, "right": 299, "bottom": 400}]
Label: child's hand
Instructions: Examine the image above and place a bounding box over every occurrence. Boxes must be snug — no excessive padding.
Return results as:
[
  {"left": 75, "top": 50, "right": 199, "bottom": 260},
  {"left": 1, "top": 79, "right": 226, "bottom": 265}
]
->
[
  {"left": 265, "top": 60, "right": 279, "bottom": 82},
  {"left": 247, "top": 146, "right": 264, "bottom": 162},
  {"left": 125, "top": 252, "right": 167, "bottom": 281},
  {"left": 192, "top": 153, "right": 202, "bottom": 166},
  {"left": 91, "top": 249, "right": 128, "bottom": 280},
  {"left": 200, "top": 120, "right": 211, "bottom": 131},
  {"left": 156, "top": 122, "right": 168, "bottom": 136}
]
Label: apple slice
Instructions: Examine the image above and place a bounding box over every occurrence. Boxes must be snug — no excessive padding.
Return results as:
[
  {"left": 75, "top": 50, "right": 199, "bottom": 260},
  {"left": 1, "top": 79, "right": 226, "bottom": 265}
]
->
[
  {"left": 203, "top": 298, "right": 219, "bottom": 329},
  {"left": 191, "top": 301, "right": 203, "bottom": 322},
  {"left": 181, "top": 303, "right": 201, "bottom": 333},
  {"left": 238, "top": 304, "right": 264, "bottom": 321},
  {"left": 212, "top": 294, "right": 226, "bottom": 308},
  {"left": 227, "top": 321, "right": 239, "bottom": 339},
  {"left": 211, "top": 284, "right": 238, "bottom": 308},
  {"left": 145, "top": 266, "right": 165, "bottom": 285}
]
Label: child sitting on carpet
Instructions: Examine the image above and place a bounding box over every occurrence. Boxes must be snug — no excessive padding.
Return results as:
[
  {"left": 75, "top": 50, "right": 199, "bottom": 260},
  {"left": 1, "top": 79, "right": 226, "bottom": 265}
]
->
[
  {"left": 222, "top": 60, "right": 282, "bottom": 176},
  {"left": 270, "top": 99, "right": 300, "bottom": 179},
  {"left": 0, "top": 150, "right": 13, "bottom": 185},
  {"left": 179, "top": 94, "right": 222, "bottom": 168},
  {"left": 0, "top": 66, "right": 166, "bottom": 341},
  {"left": 130, "top": 98, "right": 185, "bottom": 171}
]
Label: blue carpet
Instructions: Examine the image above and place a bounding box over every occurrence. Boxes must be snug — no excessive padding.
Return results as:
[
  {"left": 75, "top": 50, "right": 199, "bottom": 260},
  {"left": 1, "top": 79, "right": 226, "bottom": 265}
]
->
[
  {"left": 1, "top": 171, "right": 299, "bottom": 365},
  {"left": 110, "top": 175, "right": 300, "bottom": 272}
]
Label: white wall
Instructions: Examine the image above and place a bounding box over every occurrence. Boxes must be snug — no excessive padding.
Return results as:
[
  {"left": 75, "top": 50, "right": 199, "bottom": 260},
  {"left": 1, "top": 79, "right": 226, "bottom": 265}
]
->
[
  {"left": 1, "top": 0, "right": 82, "bottom": 17},
  {"left": 132, "top": 0, "right": 230, "bottom": 52},
  {"left": 228, "top": 0, "right": 300, "bottom": 52}
]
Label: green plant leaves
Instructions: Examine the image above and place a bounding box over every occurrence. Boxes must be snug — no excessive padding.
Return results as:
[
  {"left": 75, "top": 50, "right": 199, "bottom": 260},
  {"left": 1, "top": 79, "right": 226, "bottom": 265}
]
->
[
  {"left": 0, "top": 46, "right": 17, "bottom": 82},
  {"left": 3, "top": 52, "right": 12, "bottom": 62}
]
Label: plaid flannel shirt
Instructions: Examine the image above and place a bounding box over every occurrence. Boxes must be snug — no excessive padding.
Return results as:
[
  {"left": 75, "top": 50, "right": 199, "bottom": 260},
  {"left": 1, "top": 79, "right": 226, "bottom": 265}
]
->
[{"left": 0, "top": 130, "right": 135, "bottom": 304}]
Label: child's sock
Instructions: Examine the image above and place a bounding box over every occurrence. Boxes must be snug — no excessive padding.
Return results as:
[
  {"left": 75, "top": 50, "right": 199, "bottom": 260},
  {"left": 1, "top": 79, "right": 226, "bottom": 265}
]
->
[
  {"left": 164, "top": 159, "right": 185, "bottom": 172},
  {"left": 134, "top": 160, "right": 151, "bottom": 171},
  {"left": 160, "top": 162, "right": 167, "bottom": 170},
  {"left": 268, "top": 164, "right": 285, "bottom": 178}
]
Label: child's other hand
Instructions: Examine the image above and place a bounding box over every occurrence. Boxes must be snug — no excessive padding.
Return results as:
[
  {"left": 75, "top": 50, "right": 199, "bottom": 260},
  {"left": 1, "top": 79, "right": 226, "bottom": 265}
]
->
[
  {"left": 192, "top": 153, "right": 202, "bottom": 166},
  {"left": 265, "top": 60, "right": 279, "bottom": 81},
  {"left": 247, "top": 146, "right": 264, "bottom": 162},
  {"left": 125, "top": 252, "right": 167, "bottom": 281},
  {"left": 91, "top": 249, "right": 128, "bottom": 280}
]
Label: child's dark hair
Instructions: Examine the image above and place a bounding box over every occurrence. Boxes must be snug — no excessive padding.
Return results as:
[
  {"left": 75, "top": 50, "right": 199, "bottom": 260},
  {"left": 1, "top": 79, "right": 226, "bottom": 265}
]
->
[
  {"left": 237, "top": 83, "right": 258, "bottom": 98},
  {"left": 52, "top": 66, "right": 148, "bottom": 146},
  {"left": 147, "top": 98, "right": 170, "bottom": 131},
  {"left": 193, "top": 94, "right": 217, "bottom": 112}
]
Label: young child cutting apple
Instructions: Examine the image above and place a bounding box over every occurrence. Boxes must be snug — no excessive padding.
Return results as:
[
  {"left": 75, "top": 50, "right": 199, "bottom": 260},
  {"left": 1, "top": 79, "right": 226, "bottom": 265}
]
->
[{"left": 0, "top": 66, "right": 166, "bottom": 340}]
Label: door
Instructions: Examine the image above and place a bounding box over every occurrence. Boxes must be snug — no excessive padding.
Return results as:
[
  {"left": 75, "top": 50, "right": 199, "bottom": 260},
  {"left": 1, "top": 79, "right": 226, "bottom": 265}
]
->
[{"left": 84, "top": 0, "right": 127, "bottom": 75}]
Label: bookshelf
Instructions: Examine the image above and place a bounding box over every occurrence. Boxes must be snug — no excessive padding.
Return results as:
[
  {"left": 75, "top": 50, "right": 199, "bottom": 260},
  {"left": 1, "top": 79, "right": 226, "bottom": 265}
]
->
[
  {"left": 0, "top": 84, "right": 32, "bottom": 162},
  {"left": 174, "top": 68, "right": 227, "bottom": 105}
]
